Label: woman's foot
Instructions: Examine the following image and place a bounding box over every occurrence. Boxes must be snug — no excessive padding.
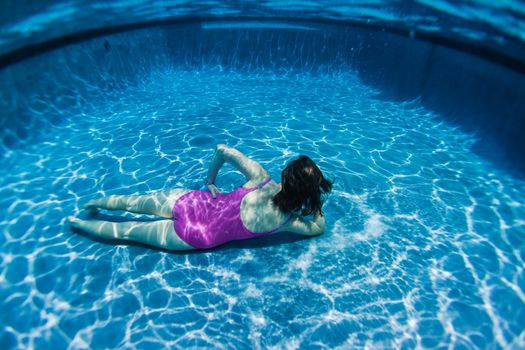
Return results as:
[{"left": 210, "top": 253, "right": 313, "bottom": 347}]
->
[
  {"left": 84, "top": 200, "right": 101, "bottom": 215},
  {"left": 67, "top": 216, "right": 82, "bottom": 228},
  {"left": 84, "top": 199, "right": 101, "bottom": 210}
]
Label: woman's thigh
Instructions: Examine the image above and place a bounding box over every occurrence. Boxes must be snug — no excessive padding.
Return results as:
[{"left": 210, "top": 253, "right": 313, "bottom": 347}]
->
[
  {"left": 126, "top": 219, "right": 195, "bottom": 250},
  {"left": 120, "top": 188, "right": 192, "bottom": 218}
]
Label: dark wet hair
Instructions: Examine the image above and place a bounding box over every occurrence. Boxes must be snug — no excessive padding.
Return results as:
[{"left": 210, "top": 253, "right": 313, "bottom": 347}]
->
[{"left": 273, "top": 155, "right": 333, "bottom": 216}]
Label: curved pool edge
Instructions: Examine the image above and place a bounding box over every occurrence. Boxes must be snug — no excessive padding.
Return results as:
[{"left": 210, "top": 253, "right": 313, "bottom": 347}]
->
[{"left": 1, "top": 16, "right": 525, "bottom": 74}]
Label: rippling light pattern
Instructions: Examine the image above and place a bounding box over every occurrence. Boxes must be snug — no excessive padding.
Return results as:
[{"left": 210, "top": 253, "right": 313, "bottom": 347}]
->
[{"left": 1, "top": 69, "right": 524, "bottom": 349}]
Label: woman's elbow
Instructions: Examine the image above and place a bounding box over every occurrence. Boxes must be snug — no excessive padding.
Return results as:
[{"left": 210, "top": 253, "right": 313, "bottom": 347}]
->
[
  {"left": 312, "top": 224, "right": 325, "bottom": 236},
  {"left": 217, "top": 144, "right": 236, "bottom": 158},
  {"left": 304, "top": 222, "right": 324, "bottom": 236}
]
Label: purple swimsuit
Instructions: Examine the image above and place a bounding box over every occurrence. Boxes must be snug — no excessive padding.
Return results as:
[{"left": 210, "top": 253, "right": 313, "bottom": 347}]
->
[{"left": 172, "top": 179, "right": 293, "bottom": 249}]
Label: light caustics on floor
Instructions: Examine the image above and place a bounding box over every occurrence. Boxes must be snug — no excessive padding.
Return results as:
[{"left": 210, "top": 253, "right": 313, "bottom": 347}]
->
[{"left": 0, "top": 68, "right": 524, "bottom": 349}]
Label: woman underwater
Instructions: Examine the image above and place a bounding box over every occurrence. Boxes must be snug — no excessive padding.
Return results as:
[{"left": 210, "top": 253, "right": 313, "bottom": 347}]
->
[{"left": 68, "top": 144, "right": 333, "bottom": 250}]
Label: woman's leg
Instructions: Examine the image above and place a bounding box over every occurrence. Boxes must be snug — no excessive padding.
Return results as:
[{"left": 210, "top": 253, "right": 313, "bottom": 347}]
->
[
  {"left": 85, "top": 189, "right": 191, "bottom": 218},
  {"left": 68, "top": 216, "right": 195, "bottom": 251}
]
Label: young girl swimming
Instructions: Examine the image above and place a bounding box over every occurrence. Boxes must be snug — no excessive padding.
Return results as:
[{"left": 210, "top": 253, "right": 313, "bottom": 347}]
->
[{"left": 68, "top": 144, "right": 333, "bottom": 250}]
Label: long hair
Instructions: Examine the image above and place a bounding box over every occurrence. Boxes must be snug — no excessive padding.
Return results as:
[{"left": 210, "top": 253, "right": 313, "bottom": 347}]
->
[{"left": 273, "top": 155, "right": 333, "bottom": 216}]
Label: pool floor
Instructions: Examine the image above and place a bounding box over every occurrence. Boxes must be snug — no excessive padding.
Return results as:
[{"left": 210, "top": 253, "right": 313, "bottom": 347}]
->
[{"left": 1, "top": 68, "right": 524, "bottom": 349}]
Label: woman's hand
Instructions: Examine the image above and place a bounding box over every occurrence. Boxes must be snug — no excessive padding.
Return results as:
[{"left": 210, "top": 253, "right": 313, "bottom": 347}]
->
[{"left": 208, "top": 184, "right": 221, "bottom": 198}]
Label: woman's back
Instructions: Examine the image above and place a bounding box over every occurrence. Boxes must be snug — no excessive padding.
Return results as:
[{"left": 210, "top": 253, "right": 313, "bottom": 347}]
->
[{"left": 241, "top": 179, "right": 292, "bottom": 233}]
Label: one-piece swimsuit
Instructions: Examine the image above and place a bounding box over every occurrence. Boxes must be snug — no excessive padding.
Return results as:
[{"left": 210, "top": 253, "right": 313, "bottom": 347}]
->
[{"left": 172, "top": 179, "right": 293, "bottom": 249}]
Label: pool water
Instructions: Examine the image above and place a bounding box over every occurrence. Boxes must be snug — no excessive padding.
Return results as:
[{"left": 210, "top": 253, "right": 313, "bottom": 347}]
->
[{"left": 1, "top": 67, "right": 524, "bottom": 348}]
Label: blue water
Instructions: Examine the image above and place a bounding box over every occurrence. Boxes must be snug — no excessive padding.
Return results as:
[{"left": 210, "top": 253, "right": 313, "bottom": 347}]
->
[
  {"left": 1, "top": 67, "right": 524, "bottom": 348},
  {"left": 1, "top": 1, "right": 525, "bottom": 349}
]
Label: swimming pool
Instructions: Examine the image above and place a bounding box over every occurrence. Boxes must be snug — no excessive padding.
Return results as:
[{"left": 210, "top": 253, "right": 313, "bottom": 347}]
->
[{"left": 1, "top": 2, "right": 525, "bottom": 349}]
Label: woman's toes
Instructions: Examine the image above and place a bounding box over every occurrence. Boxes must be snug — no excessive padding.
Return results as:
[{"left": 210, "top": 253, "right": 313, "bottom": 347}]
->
[{"left": 67, "top": 216, "right": 81, "bottom": 227}]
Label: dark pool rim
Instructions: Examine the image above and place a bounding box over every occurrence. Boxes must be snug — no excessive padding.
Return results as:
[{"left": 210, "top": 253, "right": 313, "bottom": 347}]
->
[{"left": 1, "top": 16, "right": 524, "bottom": 74}]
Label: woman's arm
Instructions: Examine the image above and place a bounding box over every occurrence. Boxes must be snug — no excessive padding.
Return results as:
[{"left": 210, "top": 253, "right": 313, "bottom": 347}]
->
[
  {"left": 285, "top": 213, "right": 325, "bottom": 236},
  {"left": 207, "top": 144, "right": 269, "bottom": 187}
]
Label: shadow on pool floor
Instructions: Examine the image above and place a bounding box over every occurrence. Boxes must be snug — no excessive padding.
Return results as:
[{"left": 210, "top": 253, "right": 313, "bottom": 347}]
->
[{"left": 70, "top": 212, "right": 310, "bottom": 255}]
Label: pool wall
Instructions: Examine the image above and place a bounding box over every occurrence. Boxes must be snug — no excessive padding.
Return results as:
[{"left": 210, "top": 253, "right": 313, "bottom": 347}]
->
[
  {"left": 0, "top": 30, "right": 171, "bottom": 153},
  {"left": 352, "top": 29, "right": 525, "bottom": 173},
  {"left": 1, "top": 22, "right": 524, "bottom": 172}
]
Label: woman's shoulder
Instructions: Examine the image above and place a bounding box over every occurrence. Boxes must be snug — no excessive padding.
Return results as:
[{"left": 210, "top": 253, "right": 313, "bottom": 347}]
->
[
  {"left": 242, "top": 176, "right": 275, "bottom": 189},
  {"left": 258, "top": 179, "right": 281, "bottom": 199},
  {"left": 243, "top": 180, "right": 283, "bottom": 212}
]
